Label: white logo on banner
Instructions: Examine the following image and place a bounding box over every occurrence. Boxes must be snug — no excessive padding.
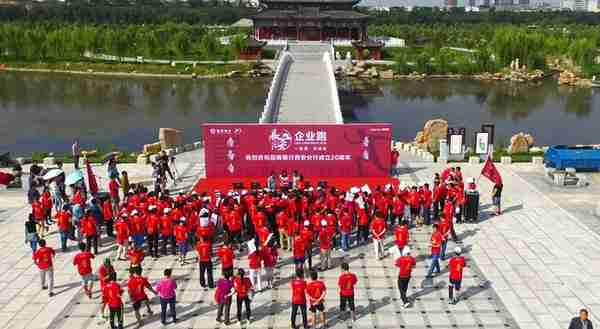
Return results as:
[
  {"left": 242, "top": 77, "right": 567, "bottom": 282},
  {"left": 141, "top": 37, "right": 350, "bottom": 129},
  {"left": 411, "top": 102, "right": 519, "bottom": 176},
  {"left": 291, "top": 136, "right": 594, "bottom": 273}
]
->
[{"left": 269, "top": 129, "right": 293, "bottom": 151}]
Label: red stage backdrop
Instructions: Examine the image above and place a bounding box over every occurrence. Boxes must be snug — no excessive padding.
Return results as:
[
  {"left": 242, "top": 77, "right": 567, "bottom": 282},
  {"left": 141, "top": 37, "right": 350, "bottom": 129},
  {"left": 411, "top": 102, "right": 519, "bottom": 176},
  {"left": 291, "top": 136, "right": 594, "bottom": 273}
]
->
[{"left": 203, "top": 123, "right": 392, "bottom": 178}]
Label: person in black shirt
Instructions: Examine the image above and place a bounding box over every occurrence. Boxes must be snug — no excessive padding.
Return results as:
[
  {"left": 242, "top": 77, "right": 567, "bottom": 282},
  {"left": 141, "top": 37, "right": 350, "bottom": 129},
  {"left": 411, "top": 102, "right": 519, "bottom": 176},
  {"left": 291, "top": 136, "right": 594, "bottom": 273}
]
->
[
  {"left": 25, "top": 213, "right": 39, "bottom": 252},
  {"left": 492, "top": 183, "right": 503, "bottom": 216}
]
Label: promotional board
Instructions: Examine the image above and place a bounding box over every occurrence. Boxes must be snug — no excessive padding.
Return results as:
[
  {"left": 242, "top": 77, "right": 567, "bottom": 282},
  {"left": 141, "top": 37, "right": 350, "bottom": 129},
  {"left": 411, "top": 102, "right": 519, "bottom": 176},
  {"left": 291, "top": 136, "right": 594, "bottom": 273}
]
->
[{"left": 203, "top": 123, "right": 392, "bottom": 178}]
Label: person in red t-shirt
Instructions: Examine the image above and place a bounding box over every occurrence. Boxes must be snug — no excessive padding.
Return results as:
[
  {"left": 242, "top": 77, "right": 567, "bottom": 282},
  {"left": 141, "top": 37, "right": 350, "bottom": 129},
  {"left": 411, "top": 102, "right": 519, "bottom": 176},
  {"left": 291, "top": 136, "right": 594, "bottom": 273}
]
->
[
  {"left": 114, "top": 216, "right": 129, "bottom": 261},
  {"left": 293, "top": 232, "right": 307, "bottom": 273},
  {"left": 146, "top": 206, "right": 160, "bottom": 258},
  {"left": 55, "top": 206, "right": 72, "bottom": 251},
  {"left": 31, "top": 199, "right": 46, "bottom": 236},
  {"left": 371, "top": 213, "right": 387, "bottom": 260},
  {"left": 73, "top": 242, "right": 95, "bottom": 298},
  {"left": 160, "top": 209, "right": 176, "bottom": 256},
  {"left": 234, "top": 268, "right": 253, "bottom": 324},
  {"left": 395, "top": 222, "right": 409, "bottom": 250},
  {"left": 217, "top": 243, "right": 235, "bottom": 277},
  {"left": 307, "top": 270, "right": 327, "bottom": 328},
  {"left": 422, "top": 183, "right": 433, "bottom": 225},
  {"left": 426, "top": 224, "right": 443, "bottom": 278},
  {"left": 395, "top": 246, "right": 416, "bottom": 307},
  {"left": 102, "top": 272, "right": 124, "bottom": 329},
  {"left": 318, "top": 220, "right": 334, "bottom": 271},
  {"left": 262, "top": 242, "right": 277, "bottom": 289},
  {"left": 33, "top": 239, "right": 56, "bottom": 296},
  {"left": 174, "top": 220, "right": 189, "bottom": 265},
  {"left": 338, "top": 262, "right": 358, "bottom": 321},
  {"left": 300, "top": 221, "right": 313, "bottom": 270},
  {"left": 102, "top": 199, "right": 114, "bottom": 238},
  {"left": 196, "top": 237, "right": 214, "bottom": 288},
  {"left": 128, "top": 267, "right": 157, "bottom": 327},
  {"left": 128, "top": 247, "right": 145, "bottom": 273},
  {"left": 290, "top": 269, "right": 308, "bottom": 329},
  {"left": 81, "top": 212, "right": 99, "bottom": 254},
  {"left": 340, "top": 208, "right": 353, "bottom": 251},
  {"left": 108, "top": 176, "right": 120, "bottom": 216},
  {"left": 448, "top": 247, "right": 466, "bottom": 304},
  {"left": 247, "top": 242, "right": 262, "bottom": 291},
  {"left": 276, "top": 210, "right": 290, "bottom": 251},
  {"left": 356, "top": 203, "right": 369, "bottom": 245}
]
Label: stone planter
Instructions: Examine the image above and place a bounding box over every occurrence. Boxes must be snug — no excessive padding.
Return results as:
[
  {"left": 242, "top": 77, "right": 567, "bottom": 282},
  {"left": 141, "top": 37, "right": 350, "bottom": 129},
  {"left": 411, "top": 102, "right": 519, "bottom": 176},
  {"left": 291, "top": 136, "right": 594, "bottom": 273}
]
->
[
  {"left": 532, "top": 156, "right": 544, "bottom": 166},
  {"left": 469, "top": 156, "right": 480, "bottom": 165},
  {"left": 501, "top": 156, "right": 512, "bottom": 165}
]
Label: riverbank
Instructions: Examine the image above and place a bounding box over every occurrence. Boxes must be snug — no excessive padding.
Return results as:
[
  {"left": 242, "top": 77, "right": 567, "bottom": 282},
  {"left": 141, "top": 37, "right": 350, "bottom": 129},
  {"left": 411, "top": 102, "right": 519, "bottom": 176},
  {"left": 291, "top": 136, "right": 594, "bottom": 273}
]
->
[{"left": 1, "top": 61, "right": 273, "bottom": 79}]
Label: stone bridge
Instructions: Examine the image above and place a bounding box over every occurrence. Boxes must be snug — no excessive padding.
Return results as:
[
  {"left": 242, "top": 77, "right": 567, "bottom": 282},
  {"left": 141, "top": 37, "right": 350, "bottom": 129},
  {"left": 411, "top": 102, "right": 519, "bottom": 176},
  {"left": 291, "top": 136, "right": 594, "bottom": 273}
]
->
[{"left": 259, "top": 41, "right": 343, "bottom": 124}]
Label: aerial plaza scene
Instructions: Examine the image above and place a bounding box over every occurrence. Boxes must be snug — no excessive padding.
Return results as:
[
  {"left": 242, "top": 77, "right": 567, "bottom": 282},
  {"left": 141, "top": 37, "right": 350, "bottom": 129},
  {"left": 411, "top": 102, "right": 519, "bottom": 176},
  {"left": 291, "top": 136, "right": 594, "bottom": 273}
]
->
[{"left": 1, "top": 0, "right": 600, "bottom": 328}]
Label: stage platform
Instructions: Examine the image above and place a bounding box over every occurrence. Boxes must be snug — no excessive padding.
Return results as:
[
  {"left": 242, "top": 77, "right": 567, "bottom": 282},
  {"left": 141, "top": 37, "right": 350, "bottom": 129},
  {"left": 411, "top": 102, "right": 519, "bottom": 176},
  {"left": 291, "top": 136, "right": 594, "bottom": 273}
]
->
[{"left": 193, "top": 176, "right": 399, "bottom": 194}]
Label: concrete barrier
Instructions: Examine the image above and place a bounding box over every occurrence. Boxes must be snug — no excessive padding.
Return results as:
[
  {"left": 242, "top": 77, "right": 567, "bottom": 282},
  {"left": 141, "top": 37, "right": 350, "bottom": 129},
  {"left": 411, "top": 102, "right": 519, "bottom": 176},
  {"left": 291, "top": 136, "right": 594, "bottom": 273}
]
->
[
  {"left": 532, "top": 156, "right": 544, "bottom": 166},
  {"left": 424, "top": 154, "right": 435, "bottom": 162},
  {"left": 149, "top": 154, "right": 159, "bottom": 163},
  {"left": 501, "top": 156, "right": 512, "bottom": 165},
  {"left": 437, "top": 157, "right": 448, "bottom": 165},
  {"left": 194, "top": 142, "right": 202, "bottom": 149},
  {"left": 137, "top": 154, "right": 149, "bottom": 165},
  {"left": 165, "top": 149, "right": 175, "bottom": 157},
  {"left": 403, "top": 144, "right": 412, "bottom": 152},
  {"left": 469, "top": 156, "right": 480, "bottom": 164}
]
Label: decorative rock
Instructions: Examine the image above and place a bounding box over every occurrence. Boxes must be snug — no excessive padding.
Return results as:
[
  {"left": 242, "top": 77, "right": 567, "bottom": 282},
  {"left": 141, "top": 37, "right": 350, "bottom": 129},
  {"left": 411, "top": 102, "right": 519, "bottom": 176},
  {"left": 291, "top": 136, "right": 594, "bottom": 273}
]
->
[
  {"left": 437, "top": 157, "right": 448, "bottom": 165},
  {"left": 15, "top": 157, "right": 31, "bottom": 165},
  {"left": 508, "top": 132, "right": 535, "bottom": 154},
  {"left": 414, "top": 119, "right": 448, "bottom": 153},
  {"left": 532, "top": 156, "right": 544, "bottom": 165},
  {"left": 159, "top": 128, "right": 183, "bottom": 150},
  {"left": 501, "top": 156, "right": 512, "bottom": 165},
  {"left": 143, "top": 142, "right": 162, "bottom": 154},
  {"left": 136, "top": 154, "right": 149, "bottom": 165},
  {"left": 43, "top": 157, "right": 56, "bottom": 166},
  {"left": 469, "top": 156, "right": 480, "bottom": 165},
  {"left": 194, "top": 142, "right": 202, "bottom": 149},
  {"left": 424, "top": 154, "right": 435, "bottom": 162},
  {"left": 402, "top": 144, "right": 412, "bottom": 152}
]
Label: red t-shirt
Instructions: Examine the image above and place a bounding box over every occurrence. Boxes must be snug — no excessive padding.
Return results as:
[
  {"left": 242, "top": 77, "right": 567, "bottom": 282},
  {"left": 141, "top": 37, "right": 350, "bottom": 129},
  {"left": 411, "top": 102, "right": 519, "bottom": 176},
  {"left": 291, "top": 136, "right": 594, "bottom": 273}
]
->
[
  {"left": 115, "top": 220, "right": 129, "bottom": 244},
  {"left": 109, "top": 180, "right": 120, "bottom": 199},
  {"left": 371, "top": 218, "right": 386, "bottom": 240},
  {"left": 234, "top": 276, "right": 253, "bottom": 298},
  {"left": 449, "top": 256, "right": 466, "bottom": 281},
  {"left": 103, "top": 282, "right": 123, "bottom": 308},
  {"left": 130, "top": 216, "right": 145, "bottom": 235},
  {"left": 431, "top": 231, "right": 443, "bottom": 254},
  {"left": 276, "top": 212, "right": 288, "bottom": 231},
  {"left": 394, "top": 225, "right": 409, "bottom": 248},
  {"left": 196, "top": 241, "right": 212, "bottom": 262},
  {"left": 146, "top": 215, "right": 160, "bottom": 235},
  {"left": 56, "top": 211, "right": 71, "bottom": 232},
  {"left": 291, "top": 278, "right": 307, "bottom": 305},
  {"left": 262, "top": 246, "right": 277, "bottom": 267},
  {"left": 293, "top": 236, "right": 306, "bottom": 258},
  {"left": 319, "top": 227, "right": 334, "bottom": 250},
  {"left": 248, "top": 251, "right": 262, "bottom": 269},
  {"left": 81, "top": 217, "right": 97, "bottom": 237},
  {"left": 395, "top": 256, "right": 416, "bottom": 278},
  {"left": 73, "top": 251, "right": 94, "bottom": 276},
  {"left": 338, "top": 272, "right": 358, "bottom": 297},
  {"left": 306, "top": 280, "right": 326, "bottom": 305},
  {"left": 128, "top": 249, "right": 145, "bottom": 265},
  {"left": 33, "top": 247, "right": 55, "bottom": 270},
  {"left": 357, "top": 208, "right": 368, "bottom": 226},
  {"left": 228, "top": 211, "right": 242, "bottom": 232},
  {"left": 340, "top": 213, "right": 353, "bottom": 233},
  {"left": 217, "top": 246, "right": 234, "bottom": 268},
  {"left": 32, "top": 201, "right": 44, "bottom": 220},
  {"left": 160, "top": 216, "right": 173, "bottom": 236},
  {"left": 128, "top": 276, "right": 151, "bottom": 302},
  {"left": 174, "top": 225, "right": 188, "bottom": 243}
]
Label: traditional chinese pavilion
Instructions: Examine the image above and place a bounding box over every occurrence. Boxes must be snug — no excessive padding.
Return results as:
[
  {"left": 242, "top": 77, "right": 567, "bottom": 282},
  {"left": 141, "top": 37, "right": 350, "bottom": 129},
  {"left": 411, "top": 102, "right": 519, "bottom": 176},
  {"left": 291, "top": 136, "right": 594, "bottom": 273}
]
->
[{"left": 251, "top": 0, "right": 371, "bottom": 42}]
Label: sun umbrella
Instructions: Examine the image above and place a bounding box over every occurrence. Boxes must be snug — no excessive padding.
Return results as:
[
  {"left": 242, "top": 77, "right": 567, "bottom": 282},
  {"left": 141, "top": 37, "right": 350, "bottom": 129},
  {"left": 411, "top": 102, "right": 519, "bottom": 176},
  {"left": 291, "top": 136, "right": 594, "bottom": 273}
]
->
[
  {"left": 43, "top": 169, "right": 63, "bottom": 180},
  {"left": 65, "top": 170, "right": 84, "bottom": 186}
]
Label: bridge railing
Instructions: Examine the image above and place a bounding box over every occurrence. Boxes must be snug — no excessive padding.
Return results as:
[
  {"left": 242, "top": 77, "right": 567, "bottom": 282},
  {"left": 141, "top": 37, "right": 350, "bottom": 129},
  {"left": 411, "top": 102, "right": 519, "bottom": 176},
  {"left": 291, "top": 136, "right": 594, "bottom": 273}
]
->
[
  {"left": 322, "top": 51, "right": 343, "bottom": 124},
  {"left": 259, "top": 49, "right": 293, "bottom": 124}
]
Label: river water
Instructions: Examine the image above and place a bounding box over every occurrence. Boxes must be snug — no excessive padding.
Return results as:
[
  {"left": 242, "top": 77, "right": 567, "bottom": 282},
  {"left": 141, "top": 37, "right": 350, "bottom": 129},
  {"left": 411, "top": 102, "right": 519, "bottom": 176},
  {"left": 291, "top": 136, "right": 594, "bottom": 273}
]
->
[{"left": 2, "top": 72, "right": 599, "bottom": 155}]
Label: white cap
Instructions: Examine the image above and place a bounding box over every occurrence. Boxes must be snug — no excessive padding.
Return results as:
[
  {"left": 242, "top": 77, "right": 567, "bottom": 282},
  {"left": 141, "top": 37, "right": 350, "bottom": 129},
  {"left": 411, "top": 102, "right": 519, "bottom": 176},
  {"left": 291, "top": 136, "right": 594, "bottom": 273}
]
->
[
  {"left": 455, "top": 247, "right": 462, "bottom": 254},
  {"left": 164, "top": 208, "right": 171, "bottom": 214},
  {"left": 180, "top": 217, "right": 186, "bottom": 222},
  {"left": 148, "top": 205, "right": 156, "bottom": 210},
  {"left": 131, "top": 210, "right": 138, "bottom": 215},
  {"left": 199, "top": 208, "right": 209, "bottom": 217},
  {"left": 321, "top": 220, "right": 327, "bottom": 226},
  {"left": 304, "top": 220, "right": 310, "bottom": 226},
  {"left": 241, "top": 190, "right": 248, "bottom": 195},
  {"left": 191, "top": 191, "right": 198, "bottom": 195},
  {"left": 402, "top": 246, "right": 411, "bottom": 255},
  {"left": 308, "top": 187, "right": 314, "bottom": 191}
]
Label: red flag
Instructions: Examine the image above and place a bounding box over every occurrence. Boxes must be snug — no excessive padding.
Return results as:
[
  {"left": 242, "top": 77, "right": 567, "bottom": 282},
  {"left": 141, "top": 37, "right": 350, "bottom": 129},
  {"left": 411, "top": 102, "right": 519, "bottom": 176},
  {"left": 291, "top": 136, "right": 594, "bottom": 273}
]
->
[
  {"left": 481, "top": 156, "right": 502, "bottom": 185},
  {"left": 0, "top": 172, "right": 14, "bottom": 186},
  {"left": 85, "top": 159, "right": 99, "bottom": 194}
]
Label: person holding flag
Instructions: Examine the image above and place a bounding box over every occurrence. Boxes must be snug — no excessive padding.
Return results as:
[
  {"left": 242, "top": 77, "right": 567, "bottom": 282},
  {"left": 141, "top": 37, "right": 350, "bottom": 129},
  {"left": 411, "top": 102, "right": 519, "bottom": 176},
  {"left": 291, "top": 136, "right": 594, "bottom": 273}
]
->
[{"left": 480, "top": 155, "right": 503, "bottom": 216}]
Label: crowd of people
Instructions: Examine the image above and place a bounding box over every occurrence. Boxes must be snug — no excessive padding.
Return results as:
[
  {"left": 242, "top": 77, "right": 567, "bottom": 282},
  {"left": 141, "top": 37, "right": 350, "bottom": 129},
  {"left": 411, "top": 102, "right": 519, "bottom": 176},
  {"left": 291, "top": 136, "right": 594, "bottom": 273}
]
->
[{"left": 27, "top": 162, "right": 504, "bottom": 329}]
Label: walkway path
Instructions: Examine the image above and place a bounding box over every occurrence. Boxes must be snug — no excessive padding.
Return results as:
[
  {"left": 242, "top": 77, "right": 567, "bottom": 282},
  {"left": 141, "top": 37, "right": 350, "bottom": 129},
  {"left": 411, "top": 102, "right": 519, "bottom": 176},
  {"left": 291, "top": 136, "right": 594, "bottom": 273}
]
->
[
  {"left": 276, "top": 42, "right": 340, "bottom": 123},
  {"left": 1, "top": 149, "right": 599, "bottom": 328}
]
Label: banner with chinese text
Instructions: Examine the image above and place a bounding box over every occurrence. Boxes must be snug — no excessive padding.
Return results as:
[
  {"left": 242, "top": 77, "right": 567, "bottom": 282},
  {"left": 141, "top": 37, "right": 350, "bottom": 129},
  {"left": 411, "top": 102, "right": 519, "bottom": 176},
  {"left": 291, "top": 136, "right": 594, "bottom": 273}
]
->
[{"left": 203, "top": 123, "right": 392, "bottom": 178}]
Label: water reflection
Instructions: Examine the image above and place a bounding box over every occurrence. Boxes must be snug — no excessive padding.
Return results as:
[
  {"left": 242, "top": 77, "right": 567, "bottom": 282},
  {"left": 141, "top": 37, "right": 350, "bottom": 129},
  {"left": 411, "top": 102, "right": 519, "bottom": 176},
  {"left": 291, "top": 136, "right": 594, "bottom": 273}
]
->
[
  {"left": 342, "top": 78, "right": 599, "bottom": 145},
  {"left": 0, "top": 72, "right": 270, "bottom": 155}
]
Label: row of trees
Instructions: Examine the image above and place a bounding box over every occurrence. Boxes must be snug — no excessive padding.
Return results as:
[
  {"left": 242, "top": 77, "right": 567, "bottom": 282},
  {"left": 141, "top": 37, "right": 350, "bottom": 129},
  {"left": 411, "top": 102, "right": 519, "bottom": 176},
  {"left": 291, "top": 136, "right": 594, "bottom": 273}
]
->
[
  {"left": 0, "top": 4, "right": 253, "bottom": 25},
  {"left": 0, "top": 23, "right": 250, "bottom": 61}
]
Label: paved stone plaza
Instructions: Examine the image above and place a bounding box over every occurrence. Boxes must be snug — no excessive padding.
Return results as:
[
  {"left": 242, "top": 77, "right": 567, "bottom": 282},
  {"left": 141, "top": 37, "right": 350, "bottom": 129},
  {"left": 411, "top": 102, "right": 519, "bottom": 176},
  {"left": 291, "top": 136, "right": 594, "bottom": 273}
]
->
[{"left": 0, "top": 150, "right": 598, "bottom": 329}]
